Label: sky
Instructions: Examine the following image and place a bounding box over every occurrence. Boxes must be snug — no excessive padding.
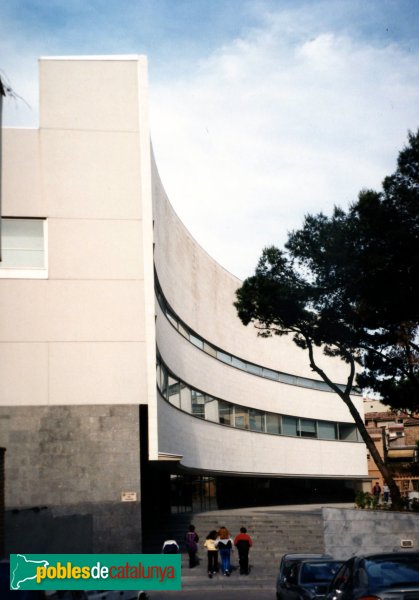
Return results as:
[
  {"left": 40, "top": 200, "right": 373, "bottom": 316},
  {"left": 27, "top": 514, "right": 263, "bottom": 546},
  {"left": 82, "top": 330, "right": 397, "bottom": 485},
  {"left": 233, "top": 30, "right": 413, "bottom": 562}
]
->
[{"left": 1, "top": 0, "right": 419, "bottom": 279}]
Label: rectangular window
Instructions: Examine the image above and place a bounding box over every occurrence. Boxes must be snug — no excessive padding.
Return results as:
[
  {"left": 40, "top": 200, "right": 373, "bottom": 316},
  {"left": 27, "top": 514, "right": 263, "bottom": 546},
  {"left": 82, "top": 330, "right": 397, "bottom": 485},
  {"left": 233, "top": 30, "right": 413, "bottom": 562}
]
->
[
  {"left": 203, "top": 342, "right": 217, "bottom": 357},
  {"left": 0, "top": 218, "right": 47, "bottom": 278},
  {"left": 191, "top": 389, "right": 205, "bottom": 419},
  {"left": 249, "top": 409, "right": 264, "bottom": 432},
  {"left": 318, "top": 421, "right": 337, "bottom": 440},
  {"left": 205, "top": 395, "right": 219, "bottom": 422},
  {"left": 298, "top": 418, "right": 317, "bottom": 438},
  {"left": 166, "top": 309, "right": 178, "bottom": 329},
  {"left": 168, "top": 375, "right": 180, "bottom": 407},
  {"left": 246, "top": 363, "right": 262, "bottom": 376},
  {"left": 339, "top": 423, "right": 358, "bottom": 441},
  {"left": 232, "top": 356, "right": 247, "bottom": 370},
  {"left": 282, "top": 416, "right": 298, "bottom": 436},
  {"left": 178, "top": 322, "right": 189, "bottom": 339},
  {"left": 216, "top": 350, "right": 232, "bottom": 364},
  {"left": 189, "top": 333, "right": 204, "bottom": 350},
  {"left": 262, "top": 368, "right": 280, "bottom": 381},
  {"left": 219, "top": 401, "right": 232, "bottom": 425},
  {"left": 266, "top": 413, "right": 281, "bottom": 434},
  {"left": 158, "top": 363, "right": 168, "bottom": 397},
  {"left": 180, "top": 383, "right": 191, "bottom": 413},
  {"left": 234, "top": 405, "right": 249, "bottom": 429}
]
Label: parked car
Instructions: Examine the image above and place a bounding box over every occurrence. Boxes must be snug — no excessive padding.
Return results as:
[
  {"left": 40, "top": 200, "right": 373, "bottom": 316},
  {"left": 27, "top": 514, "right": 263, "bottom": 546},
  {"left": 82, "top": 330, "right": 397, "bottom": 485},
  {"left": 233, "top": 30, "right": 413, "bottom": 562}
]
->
[
  {"left": 327, "top": 552, "right": 419, "bottom": 600},
  {"left": 277, "top": 558, "right": 343, "bottom": 600},
  {"left": 276, "top": 554, "right": 333, "bottom": 600},
  {"left": 84, "top": 593, "right": 149, "bottom": 600}
]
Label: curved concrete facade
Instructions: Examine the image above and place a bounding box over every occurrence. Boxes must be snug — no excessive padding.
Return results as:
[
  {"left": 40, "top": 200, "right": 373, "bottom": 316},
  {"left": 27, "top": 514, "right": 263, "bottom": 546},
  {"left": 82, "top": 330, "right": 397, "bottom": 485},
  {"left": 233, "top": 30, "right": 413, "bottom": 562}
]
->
[{"left": 152, "top": 149, "right": 367, "bottom": 480}]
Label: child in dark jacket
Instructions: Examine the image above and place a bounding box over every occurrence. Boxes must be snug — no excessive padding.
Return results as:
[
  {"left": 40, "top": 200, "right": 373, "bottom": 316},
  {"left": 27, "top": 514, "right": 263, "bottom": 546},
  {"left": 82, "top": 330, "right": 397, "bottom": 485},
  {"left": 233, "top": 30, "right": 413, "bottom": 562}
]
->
[
  {"left": 184, "top": 524, "right": 199, "bottom": 568},
  {"left": 234, "top": 526, "right": 253, "bottom": 574}
]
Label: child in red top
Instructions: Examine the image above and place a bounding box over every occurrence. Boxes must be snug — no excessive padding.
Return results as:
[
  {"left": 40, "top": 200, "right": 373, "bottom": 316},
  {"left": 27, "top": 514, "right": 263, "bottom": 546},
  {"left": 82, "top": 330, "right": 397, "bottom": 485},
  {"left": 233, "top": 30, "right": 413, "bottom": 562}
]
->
[{"left": 234, "top": 526, "right": 253, "bottom": 575}]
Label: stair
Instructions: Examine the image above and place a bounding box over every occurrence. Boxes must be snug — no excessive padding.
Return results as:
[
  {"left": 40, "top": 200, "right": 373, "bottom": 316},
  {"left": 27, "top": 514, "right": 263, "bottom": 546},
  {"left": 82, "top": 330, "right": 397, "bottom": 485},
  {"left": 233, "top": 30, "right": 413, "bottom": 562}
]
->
[{"left": 142, "top": 508, "right": 326, "bottom": 589}]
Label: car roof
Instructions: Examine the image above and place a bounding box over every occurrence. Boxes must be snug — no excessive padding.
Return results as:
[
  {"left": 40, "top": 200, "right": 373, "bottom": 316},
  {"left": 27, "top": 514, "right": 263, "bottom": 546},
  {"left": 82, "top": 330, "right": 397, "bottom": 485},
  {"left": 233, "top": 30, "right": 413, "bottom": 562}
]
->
[
  {"left": 282, "top": 553, "right": 332, "bottom": 560},
  {"left": 300, "top": 558, "right": 342, "bottom": 564},
  {"left": 355, "top": 552, "right": 419, "bottom": 560}
]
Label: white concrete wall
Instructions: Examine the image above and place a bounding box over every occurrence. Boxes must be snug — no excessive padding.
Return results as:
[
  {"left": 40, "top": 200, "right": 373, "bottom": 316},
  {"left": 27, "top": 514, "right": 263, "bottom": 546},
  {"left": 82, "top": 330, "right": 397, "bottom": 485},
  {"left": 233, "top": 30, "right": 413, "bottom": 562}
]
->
[
  {"left": 0, "top": 57, "right": 156, "bottom": 413},
  {"left": 158, "top": 395, "right": 367, "bottom": 477}
]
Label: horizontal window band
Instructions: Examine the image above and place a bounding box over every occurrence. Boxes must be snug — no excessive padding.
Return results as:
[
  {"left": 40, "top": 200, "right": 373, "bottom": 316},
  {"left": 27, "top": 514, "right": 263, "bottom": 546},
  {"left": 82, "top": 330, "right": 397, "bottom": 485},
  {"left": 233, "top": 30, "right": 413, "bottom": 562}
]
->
[
  {"left": 154, "top": 271, "right": 359, "bottom": 395},
  {"left": 156, "top": 351, "right": 360, "bottom": 443}
]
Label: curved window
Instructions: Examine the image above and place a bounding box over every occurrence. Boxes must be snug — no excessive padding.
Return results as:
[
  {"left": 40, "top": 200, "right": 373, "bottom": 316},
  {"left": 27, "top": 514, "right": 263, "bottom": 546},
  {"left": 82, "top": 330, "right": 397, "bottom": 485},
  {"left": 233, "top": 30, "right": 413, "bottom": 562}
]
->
[
  {"left": 155, "top": 276, "right": 359, "bottom": 395},
  {"left": 156, "top": 354, "right": 360, "bottom": 442}
]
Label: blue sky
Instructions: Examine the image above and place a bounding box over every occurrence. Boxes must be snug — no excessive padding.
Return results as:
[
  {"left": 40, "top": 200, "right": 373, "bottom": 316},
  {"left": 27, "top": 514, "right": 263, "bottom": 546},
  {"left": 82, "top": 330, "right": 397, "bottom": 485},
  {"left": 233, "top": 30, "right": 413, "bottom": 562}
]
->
[{"left": 1, "top": 0, "right": 419, "bottom": 278}]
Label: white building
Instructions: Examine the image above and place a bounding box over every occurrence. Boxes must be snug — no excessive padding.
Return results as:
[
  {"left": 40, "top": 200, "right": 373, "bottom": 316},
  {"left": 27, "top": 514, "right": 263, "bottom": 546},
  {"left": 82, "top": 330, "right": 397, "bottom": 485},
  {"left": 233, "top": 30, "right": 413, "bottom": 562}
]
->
[{"left": 0, "top": 56, "right": 367, "bottom": 552}]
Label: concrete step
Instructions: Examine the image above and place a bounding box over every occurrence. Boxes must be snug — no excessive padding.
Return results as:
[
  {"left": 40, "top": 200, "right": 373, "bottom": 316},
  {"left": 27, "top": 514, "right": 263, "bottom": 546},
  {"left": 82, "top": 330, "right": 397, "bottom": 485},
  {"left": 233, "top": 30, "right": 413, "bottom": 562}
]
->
[{"left": 143, "top": 507, "right": 326, "bottom": 591}]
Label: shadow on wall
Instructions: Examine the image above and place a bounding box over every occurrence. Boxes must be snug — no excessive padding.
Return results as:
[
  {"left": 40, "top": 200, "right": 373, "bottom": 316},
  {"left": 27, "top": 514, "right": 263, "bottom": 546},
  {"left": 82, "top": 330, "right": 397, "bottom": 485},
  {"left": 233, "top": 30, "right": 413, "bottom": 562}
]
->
[{"left": 6, "top": 507, "right": 93, "bottom": 553}]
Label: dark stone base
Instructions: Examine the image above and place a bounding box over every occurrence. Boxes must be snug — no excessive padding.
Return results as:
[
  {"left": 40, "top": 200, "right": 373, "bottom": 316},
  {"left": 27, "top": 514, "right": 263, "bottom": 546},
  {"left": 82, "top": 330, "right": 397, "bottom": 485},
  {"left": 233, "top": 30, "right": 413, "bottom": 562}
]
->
[{"left": 6, "top": 501, "right": 142, "bottom": 554}]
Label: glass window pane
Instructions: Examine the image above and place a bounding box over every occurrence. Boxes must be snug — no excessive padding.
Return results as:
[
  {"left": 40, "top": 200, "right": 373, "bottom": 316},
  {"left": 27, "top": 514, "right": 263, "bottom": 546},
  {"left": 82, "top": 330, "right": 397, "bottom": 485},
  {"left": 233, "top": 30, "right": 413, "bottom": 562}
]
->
[
  {"left": 216, "top": 350, "right": 232, "bottom": 364},
  {"left": 232, "top": 356, "right": 247, "bottom": 370},
  {"left": 318, "top": 421, "right": 337, "bottom": 440},
  {"left": 249, "top": 409, "right": 264, "bottom": 432},
  {"left": 246, "top": 363, "right": 262, "bottom": 376},
  {"left": 263, "top": 368, "right": 279, "bottom": 381},
  {"left": 205, "top": 396, "right": 219, "bottom": 422},
  {"left": 299, "top": 418, "right": 317, "bottom": 438},
  {"left": 219, "top": 401, "right": 232, "bottom": 425},
  {"left": 168, "top": 376, "right": 180, "bottom": 407},
  {"left": 1, "top": 219, "right": 45, "bottom": 269},
  {"left": 180, "top": 383, "right": 191, "bottom": 413},
  {"left": 190, "top": 333, "right": 204, "bottom": 350},
  {"left": 339, "top": 423, "right": 358, "bottom": 441},
  {"left": 282, "top": 416, "right": 298, "bottom": 436},
  {"left": 2, "top": 219, "right": 43, "bottom": 249},
  {"left": 1, "top": 249, "right": 44, "bottom": 268},
  {"left": 203, "top": 342, "right": 217, "bottom": 357},
  {"left": 166, "top": 309, "right": 178, "bottom": 329},
  {"left": 156, "top": 363, "right": 162, "bottom": 389},
  {"left": 178, "top": 322, "right": 189, "bottom": 339},
  {"left": 234, "top": 405, "right": 249, "bottom": 429},
  {"left": 159, "top": 364, "right": 168, "bottom": 398},
  {"left": 266, "top": 413, "right": 281, "bottom": 434},
  {"left": 191, "top": 389, "right": 205, "bottom": 418}
]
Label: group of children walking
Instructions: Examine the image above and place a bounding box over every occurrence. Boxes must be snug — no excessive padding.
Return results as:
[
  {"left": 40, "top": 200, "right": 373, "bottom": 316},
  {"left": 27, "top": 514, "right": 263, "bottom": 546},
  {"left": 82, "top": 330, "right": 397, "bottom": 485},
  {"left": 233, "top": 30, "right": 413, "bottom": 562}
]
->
[
  {"left": 181, "top": 524, "right": 253, "bottom": 577},
  {"left": 162, "top": 523, "right": 253, "bottom": 578}
]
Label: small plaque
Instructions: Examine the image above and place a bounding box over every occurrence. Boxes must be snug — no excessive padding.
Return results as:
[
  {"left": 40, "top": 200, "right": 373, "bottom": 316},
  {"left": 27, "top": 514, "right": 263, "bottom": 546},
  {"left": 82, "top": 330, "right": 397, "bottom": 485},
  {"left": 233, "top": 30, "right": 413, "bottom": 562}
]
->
[{"left": 121, "top": 491, "right": 137, "bottom": 502}]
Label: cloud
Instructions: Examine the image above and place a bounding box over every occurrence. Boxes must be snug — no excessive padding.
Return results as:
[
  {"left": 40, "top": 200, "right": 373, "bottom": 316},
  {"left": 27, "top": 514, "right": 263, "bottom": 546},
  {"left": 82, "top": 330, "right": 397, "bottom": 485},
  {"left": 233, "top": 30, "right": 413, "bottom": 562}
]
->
[{"left": 150, "top": 8, "right": 419, "bottom": 278}]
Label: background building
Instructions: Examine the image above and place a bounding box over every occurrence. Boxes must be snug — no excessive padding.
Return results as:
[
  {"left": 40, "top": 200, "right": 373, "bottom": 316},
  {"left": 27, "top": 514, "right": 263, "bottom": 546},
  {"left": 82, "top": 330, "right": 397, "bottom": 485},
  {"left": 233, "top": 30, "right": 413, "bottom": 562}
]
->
[
  {"left": 0, "top": 56, "right": 368, "bottom": 552},
  {"left": 364, "top": 399, "right": 419, "bottom": 500}
]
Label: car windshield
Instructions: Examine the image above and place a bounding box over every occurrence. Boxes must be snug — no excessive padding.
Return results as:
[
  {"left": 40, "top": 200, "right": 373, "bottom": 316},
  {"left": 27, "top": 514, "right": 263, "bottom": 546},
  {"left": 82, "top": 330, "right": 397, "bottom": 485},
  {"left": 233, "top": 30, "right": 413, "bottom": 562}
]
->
[
  {"left": 365, "top": 556, "right": 419, "bottom": 587},
  {"left": 300, "top": 561, "right": 343, "bottom": 583}
]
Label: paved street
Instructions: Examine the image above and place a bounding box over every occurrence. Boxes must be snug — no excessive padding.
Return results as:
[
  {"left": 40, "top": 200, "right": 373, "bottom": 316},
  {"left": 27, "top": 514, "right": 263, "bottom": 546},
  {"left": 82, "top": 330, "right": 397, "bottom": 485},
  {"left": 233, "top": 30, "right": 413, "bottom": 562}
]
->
[{"left": 149, "top": 590, "right": 275, "bottom": 600}]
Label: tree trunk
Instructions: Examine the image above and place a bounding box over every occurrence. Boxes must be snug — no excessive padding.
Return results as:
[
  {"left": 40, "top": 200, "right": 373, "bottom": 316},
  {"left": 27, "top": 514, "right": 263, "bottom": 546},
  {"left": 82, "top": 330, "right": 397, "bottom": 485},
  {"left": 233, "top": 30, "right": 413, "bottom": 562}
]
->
[
  {"left": 340, "top": 391, "right": 404, "bottom": 510},
  {"left": 307, "top": 345, "right": 404, "bottom": 510}
]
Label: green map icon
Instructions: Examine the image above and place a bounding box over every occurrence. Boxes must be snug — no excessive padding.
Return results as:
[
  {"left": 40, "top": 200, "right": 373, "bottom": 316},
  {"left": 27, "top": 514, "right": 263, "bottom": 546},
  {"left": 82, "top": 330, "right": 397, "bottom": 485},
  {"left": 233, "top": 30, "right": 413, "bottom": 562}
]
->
[{"left": 10, "top": 554, "right": 49, "bottom": 590}]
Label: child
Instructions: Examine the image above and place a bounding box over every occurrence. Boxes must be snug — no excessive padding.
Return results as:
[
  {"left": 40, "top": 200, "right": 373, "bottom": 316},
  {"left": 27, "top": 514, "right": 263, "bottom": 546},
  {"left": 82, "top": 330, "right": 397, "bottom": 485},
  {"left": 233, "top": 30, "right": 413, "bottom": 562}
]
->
[
  {"left": 203, "top": 530, "right": 219, "bottom": 578},
  {"left": 234, "top": 526, "right": 253, "bottom": 574}
]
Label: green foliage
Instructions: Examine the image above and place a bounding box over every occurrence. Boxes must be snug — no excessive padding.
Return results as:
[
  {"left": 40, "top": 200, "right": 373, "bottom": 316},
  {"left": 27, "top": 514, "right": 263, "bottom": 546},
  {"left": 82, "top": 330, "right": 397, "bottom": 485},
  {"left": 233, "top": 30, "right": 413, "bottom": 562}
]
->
[
  {"left": 235, "top": 130, "right": 419, "bottom": 416},
  {"left": 354, "top": 490, "right": 380, "bottom": 509}
]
